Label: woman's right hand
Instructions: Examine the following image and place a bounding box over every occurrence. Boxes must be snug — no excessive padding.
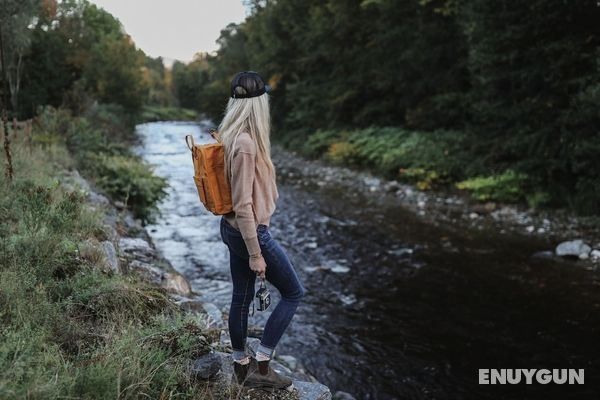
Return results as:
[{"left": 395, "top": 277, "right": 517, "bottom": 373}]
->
[{"left": 250, "top": 255, "right": 267, "bottom": 279}]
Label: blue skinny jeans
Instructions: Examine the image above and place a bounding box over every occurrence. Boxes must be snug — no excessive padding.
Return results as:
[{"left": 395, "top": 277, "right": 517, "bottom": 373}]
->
[{"left": 220, "top": 216, "right": 306, "bottom": 358}]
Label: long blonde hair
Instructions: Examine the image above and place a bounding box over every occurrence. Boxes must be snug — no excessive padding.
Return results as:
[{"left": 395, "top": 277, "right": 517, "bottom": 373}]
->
[{"left": 219, "top": 92, "right": 276, "bottom": 185}]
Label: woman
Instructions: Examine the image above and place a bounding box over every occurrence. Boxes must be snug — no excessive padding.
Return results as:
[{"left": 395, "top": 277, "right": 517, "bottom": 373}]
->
[{"left": 218, "top": 71, "right": 306, "bottom": 390}]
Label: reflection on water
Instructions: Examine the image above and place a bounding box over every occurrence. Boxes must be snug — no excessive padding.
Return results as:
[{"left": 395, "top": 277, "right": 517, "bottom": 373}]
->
[{"left": 135, "top": 121, "right": 600, "bottom": 400}]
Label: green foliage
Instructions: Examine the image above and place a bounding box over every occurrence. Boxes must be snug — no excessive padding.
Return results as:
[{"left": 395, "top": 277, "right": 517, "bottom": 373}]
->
[
  {"left": 456, "top": 170, "right": 529, "bottom": 203},
  {"left": 65, "top": 269, "right": 177, "bottom": 324},
  {"left": 91, "top": 154, "right": 168, "bottom": 221},
  {"left": 164, "top": 0, "right": 599, "bottom": 213},
  {"left": 399, "top": 168, "right": 441, "bottom": 191},
  {"left": 37, "top": 106, "right": 168, "bottom": 222},
  {"left": 144, "top": 55, "right": 174, "bottom": 107},
  {"left": 17, "top": 0, "right": 151, "bottom": 118},
  {"left": 298, "top": 127, "right": 469, "bottom": 184},
  {"left": 0, "top": 0, "right": 40, "bottom": 112},
  {"left": 325, "top": 141, "right": 361, "bottom": 166},
  {"left": 300, "top": 129, "right": 349, "bottom": 159},
  {"left": 0, "top": 137, "right": 217, "bottom": 400},
  {"left": 83, "top": 35, "right": 147, "bottom": 113},
  {"left": 141, "top": 105, "right": 199, "bottom": 122}
]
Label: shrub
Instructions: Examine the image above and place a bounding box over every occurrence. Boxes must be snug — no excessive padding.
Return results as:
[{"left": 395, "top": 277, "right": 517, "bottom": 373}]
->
[
  {"left": 456, "top": 170, "right": 528, "bottom": 203},
  {"left": 65, "top": 270, "right": 177, "bottom": 324},
  {"left": 326, "top": 141, "right": 360, "bottom": 165},
  {"left": 294, "top": 127, "right": 470, "bottom": 188},
  {"left": 35, "top": 107, "right": 168, "bottom": 222},
  {"left": 141, "top": 106, "right": 198, "bottom": 122},
  {"left": 300, "top": 129, "right": 348, "bottom": 159},
  {"left": 399, "top": 168, "right": 441, "bottom": 190},
  {"left": 91, "top": 154, "right": 168, "bottom": 221}
]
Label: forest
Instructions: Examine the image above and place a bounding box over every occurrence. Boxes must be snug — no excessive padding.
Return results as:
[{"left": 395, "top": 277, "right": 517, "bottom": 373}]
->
[
  {"left": 3, "top": 0, "right": 599, "bottom": 214},
  {"left": 171, "top": 0, "right": 600, "bottom": 214}
]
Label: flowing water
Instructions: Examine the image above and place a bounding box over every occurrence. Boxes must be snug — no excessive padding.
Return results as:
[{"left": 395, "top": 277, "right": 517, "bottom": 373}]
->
[{"left": 135, "top": 121, "right": 600, "bottom": 400}]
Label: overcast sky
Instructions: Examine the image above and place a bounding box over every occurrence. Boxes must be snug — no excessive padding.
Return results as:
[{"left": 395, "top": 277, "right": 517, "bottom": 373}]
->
[{"left": 91, "top": 0, "right": 248, "bottom": 63}]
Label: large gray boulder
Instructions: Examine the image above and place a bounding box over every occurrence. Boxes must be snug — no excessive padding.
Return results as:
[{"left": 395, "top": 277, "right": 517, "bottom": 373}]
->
[
  {"left": 555, "top": 239, "right": 591, "bottom": 259},
  {"left": 332, "top": 391, "right": 356, "bottom": 400}
]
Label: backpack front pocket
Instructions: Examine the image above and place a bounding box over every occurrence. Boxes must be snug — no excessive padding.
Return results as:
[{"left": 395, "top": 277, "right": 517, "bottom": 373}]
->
[{"left": 193, "top": 175, "right": 214, "bottom": 210}]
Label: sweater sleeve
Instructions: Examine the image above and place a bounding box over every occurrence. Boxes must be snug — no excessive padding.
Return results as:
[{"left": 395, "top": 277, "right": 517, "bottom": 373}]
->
[{"left": 230, "top": 134, "right": 261, "bottom": 257}]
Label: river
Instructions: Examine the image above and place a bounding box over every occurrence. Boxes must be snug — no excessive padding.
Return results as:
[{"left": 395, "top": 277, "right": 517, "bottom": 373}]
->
[{"left": 135, "top": 121, "right": 600, "bottom": 400}]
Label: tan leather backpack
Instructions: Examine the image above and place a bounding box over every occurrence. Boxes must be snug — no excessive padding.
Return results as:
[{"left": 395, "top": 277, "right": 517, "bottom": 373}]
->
[{"left": 185, "top": 129, "right": 233, "bottom": 215}]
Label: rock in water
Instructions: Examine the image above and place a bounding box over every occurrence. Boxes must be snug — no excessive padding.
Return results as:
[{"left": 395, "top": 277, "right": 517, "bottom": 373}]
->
[
  {"left": 190, "top": 351, "right": 222, "bottom": 380},
  {"left": 333, "top": 391, "right": 357, "bottom": 400},
  {"left": 555, "top": 239, "right": 591, "bottom": 259}
]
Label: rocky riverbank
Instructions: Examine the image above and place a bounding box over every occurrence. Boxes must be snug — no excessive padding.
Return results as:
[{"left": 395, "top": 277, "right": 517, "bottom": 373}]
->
[
  {"left": 272, "top": 144, "right": 600, "bottom": 267},
  {"left": 65, "top": 168, "right": 338, "bottom": 400}
]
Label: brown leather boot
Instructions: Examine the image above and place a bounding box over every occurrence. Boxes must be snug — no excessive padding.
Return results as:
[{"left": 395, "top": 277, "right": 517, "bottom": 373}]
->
[
  {"left": 243, "top": 357, "right": 293, "bottom": 390},
  {"left": 232, "top": 357, "right": 258, "bottom": 385}
]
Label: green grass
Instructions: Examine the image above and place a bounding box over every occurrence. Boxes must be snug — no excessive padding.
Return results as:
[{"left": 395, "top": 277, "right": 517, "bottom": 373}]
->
[
  {"left": 286, "top": 127, "right": 470, "bottom": 189},
  {"left": 280, "top": 126, "right": 542, "bottom": 205},
  {"left": 0, "top": 129, "right": 222, "bottom": 399},
  {"left": 141, "top": 105, "right": 199, "bottom": 122},
  {"left": 456, "top": 170, "right": 529, "bottom": 203},
  {"left": 35, "top": 106, "right": 168, "bottom": 221}
]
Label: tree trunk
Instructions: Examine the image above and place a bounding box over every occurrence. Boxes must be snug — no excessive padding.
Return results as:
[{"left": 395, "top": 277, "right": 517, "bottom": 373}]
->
[{"left": 0, "top": 22, "right": 14, "bottom": 182}]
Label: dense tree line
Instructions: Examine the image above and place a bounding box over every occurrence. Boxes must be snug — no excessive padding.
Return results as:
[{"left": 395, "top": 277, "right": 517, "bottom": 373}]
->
[
  {"left": 173, "top": 0, "right": 600, "bottom": 213},
  {"left": 1, "top": 0, "right": 171, "bottom": 118}
]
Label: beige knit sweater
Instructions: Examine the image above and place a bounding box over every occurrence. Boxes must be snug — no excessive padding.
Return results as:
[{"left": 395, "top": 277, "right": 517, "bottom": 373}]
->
[{"left": 223, "top": 131, "right": 279, "bottom": 257}]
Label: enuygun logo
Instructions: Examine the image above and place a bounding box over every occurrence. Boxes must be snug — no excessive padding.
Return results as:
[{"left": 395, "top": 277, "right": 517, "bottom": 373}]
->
[{"left": 479, "top": 369, "right": 584, "bottom": 384}]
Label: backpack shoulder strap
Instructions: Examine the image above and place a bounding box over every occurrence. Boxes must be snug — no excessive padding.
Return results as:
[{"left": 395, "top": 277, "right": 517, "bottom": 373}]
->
[
  {"left": 185, "top": 134, "right": 195, "bottom": 151},
  {"left": 208, "top": 128, "right": 221, "bottom": 142}
]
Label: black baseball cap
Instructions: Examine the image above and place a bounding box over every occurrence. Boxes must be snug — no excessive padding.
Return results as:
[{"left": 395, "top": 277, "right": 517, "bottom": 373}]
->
[{"left": 230, "top": 71, "right": 271, "bottom": 99}]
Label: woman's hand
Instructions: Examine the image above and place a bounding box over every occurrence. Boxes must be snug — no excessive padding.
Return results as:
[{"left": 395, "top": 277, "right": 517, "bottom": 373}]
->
[{"left": 250, "top": 254, "right": 267, "bottom": 279}]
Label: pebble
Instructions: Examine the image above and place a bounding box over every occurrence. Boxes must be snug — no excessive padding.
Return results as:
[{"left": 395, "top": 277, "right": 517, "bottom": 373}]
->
[
  {"left": 330, "top": 265, "right": 350, "bottom": 273},
  {"left": 303, "top": 266, "right": 322, "bottom": 273},
  {"left": 532, "top": 251, "right": 555, "bottom": 259},
  {"left": 339, "top": 293, "right": 357, "bottom": 305},
  {"left": 388, "top": 248, "right": 413, "bottom": 256}
]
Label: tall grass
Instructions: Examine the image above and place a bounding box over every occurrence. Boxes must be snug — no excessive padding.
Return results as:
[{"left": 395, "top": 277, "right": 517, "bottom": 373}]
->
[
  {"left": 0, "top": 130, "right": 222, "bottom": 399},
  {"left": 34, "top": 106, "right": 168, "bottom": 222}
]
